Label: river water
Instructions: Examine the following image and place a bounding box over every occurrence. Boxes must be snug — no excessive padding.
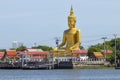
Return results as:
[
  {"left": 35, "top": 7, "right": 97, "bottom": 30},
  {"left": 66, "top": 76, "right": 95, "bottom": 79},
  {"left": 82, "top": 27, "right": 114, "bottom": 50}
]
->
[{"left": 0, "top": 69, "right": 120, "bottom": 80}]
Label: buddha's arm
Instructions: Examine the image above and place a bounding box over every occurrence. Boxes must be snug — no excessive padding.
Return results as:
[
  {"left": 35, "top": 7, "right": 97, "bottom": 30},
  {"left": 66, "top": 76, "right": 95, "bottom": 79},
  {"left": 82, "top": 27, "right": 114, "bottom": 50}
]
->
[
  {"left": 71, "top": 29, "right": 81, "bottom": 49},
  {"left": 58, "top": 33, "right": 66, "bottom": 48}
]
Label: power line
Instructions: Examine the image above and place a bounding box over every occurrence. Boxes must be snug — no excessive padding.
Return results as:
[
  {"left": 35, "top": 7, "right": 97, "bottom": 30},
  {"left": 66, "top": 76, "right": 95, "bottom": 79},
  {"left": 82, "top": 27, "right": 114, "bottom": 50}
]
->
[
  {"left": 83, "top": 34, "right": 112, "bottom": 38},
  {"left": 82, "top": 38, "right": 102, "bottom": 43}
]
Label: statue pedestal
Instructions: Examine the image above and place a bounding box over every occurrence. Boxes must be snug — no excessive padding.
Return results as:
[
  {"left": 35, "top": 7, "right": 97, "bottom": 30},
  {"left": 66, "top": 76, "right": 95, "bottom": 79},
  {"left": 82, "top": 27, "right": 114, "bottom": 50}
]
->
[{"left": 50, "top": 49, "right": 80, "bottom": 57}]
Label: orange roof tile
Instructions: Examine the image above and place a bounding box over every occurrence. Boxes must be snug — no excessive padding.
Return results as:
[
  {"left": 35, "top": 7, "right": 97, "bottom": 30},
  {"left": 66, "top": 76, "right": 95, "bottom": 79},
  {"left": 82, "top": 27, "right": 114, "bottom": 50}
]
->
[
  {"left": 72, "top": 50, "right": 88, "bottom": 54},
  {"left": 7, "top": 50, "right": 17, "bottom": 56},
  {"left": 27, "top": 51, "right": 48, "bottom": 55},
  {"left": 93, "top": 52, "right": 104, "bottom": 59},
  {"left": 19, "top": 51, "right": 48, "bottom": 55},
  {"left": 101, "top": 50, "right": 113, "bottom": 54},
  {"left": 0, "top": 52, "right": 5, "bottom": 60},
  {"left": 6, "top": 50, "right": 19, "bottom": 59}
]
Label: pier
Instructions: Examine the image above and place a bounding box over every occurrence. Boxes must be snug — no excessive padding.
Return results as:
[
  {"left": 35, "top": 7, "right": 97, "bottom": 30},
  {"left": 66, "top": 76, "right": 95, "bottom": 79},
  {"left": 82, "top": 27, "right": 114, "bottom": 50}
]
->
[{"left": 0, "top": 59, "right": 111, "bottom": 69}]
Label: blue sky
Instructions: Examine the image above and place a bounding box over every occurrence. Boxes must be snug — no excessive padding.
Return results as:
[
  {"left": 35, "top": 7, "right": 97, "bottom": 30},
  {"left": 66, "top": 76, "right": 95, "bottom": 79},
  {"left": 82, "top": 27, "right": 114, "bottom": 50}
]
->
[{"left": 0, "top": 0, "right": 120, "bottom": 49}]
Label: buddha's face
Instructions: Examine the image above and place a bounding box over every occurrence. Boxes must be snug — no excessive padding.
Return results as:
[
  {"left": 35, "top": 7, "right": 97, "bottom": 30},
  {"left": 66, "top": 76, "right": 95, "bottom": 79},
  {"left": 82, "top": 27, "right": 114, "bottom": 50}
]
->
[{"left": 68, "top": 18, "right": 76, "bottom": 29}]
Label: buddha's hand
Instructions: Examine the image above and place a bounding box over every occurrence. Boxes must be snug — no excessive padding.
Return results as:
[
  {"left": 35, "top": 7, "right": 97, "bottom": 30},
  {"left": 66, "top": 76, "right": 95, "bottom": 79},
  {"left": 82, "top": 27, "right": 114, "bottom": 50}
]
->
[
  {"left": 53, "top": 47, "right": 58, "bottom": 51},
  {"left": 69, "top": 47, "right": 74, "bottom": 50}
]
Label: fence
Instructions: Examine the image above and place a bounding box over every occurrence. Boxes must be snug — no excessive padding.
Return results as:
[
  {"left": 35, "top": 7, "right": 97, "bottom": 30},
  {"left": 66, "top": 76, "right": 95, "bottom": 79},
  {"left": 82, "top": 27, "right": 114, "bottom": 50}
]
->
[
  {"left": 55, "top": 57, "right": 106, "bottom": 65},
  {"left": 72, "top": 59, "right": 106, "bottom": 65}
]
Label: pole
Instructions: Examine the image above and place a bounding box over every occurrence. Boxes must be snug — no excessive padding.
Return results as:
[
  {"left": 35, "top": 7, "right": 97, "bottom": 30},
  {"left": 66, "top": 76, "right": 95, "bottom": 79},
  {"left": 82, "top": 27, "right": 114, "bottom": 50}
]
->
[
  {"left": 113, "top": 34, "right": 117, "bottom": 67},
  {"left": 101, "top": 37, "right": 107, "bottom": 61},
  {"left": 55, "top": 38, "right": 59, "bottom": 47},
  {"left": 55, "top": 37, "right": 60, "bottom": 68}
]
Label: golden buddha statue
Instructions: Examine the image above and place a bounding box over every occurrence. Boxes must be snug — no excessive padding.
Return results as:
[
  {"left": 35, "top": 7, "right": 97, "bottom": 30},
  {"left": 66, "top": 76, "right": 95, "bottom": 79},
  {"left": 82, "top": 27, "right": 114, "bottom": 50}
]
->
[{"left": 52, "top": 6, "right": 81, "bottom": 57}]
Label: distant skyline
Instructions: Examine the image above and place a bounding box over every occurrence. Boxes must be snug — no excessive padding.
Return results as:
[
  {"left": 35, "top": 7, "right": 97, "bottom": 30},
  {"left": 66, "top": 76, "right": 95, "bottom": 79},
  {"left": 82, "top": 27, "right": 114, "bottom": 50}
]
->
[{"left": 0, "top": 0, "right": 120, "bottom": 49}]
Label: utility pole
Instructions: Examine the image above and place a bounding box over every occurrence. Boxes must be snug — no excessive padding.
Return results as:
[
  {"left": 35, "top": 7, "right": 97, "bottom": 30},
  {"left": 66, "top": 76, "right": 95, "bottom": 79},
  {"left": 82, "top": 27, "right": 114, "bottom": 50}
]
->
[
  {"left": 101, "top": 37, "right": 107, "bottom": 61},
  {"left": 34, "top": 42, "right": 37, "bottom": 47},
  {"left": 55, "top": 37, "right": 60, "bottom": 47},
  {"left": 55, "top": 37, "right": 60, "bottom": 68},
  {"left": 113, "top": 34, "right": 117, "bottom": 67}
]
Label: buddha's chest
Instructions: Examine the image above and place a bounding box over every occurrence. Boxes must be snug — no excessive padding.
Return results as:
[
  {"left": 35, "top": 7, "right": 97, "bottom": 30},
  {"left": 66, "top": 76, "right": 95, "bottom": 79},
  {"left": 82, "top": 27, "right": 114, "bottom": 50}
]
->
[
  {"left": 66, "top": 30, "right": 77, "bottom": 39},
  {"left": 67, "top": 29, "right": 76, "bottom": 34}
]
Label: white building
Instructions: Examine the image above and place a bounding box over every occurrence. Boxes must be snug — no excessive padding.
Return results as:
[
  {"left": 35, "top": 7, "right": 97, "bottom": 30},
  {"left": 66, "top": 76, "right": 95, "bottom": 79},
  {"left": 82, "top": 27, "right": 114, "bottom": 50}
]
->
[{"left": 12, "top": 41, "right": 23, "bottom": 49}]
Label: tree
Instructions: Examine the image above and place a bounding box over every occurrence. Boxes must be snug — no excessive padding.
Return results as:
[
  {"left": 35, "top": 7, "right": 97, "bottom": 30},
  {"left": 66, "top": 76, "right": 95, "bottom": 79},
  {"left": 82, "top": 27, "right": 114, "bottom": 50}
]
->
[
  {"left": 0, "top": 49, "right": 6, "bottom": 52},
  {"left": 16, "top": 46, "right": 26, "bottom": 51},
  {"left": 32, "top": 45, "right": 52, "bottom": 51},
  {"left": 88, "top": 38, "right": 120, "bottom": 63},
  {"left": 80, "top": 46, "right": 85, "bottom": 50},
  {"left": 88, "top": 45, "right": 101, "bottom": 57}
]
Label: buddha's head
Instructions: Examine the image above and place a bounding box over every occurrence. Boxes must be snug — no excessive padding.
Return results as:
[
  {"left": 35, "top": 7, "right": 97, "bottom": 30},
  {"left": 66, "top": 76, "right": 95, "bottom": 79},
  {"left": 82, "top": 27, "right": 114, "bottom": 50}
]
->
[{"left": 68, "top": 6, "right": 76, "bottom": 29}]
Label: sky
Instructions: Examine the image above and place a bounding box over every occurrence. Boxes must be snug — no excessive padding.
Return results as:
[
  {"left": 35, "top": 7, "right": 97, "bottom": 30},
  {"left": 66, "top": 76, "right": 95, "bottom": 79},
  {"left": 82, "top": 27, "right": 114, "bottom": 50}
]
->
[{"left": 0, "top": 0, "right": 120, "bottom": 49}]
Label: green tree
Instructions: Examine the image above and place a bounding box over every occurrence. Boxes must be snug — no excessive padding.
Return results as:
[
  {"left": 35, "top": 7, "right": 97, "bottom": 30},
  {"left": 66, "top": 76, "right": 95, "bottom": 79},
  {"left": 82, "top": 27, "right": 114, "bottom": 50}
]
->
[
  {"left": 88, "top": 38, "right": 120, "bottom": 63},
  {"left": 9, "top": 48, "right": 16, "bottom": 50},
  {"left": 32, "top": 45, "right": 52, "bottom": 51},
  {"left": 80, "top": 46, "right": 85, "bottom": 50},
  {"left": 88, "top": 45, "right": 101, "bottom": 57},
  {"left": 0, "top": 49, "right": 6, "bottom": 52},
  {"left": 16, "top": 46, "right": 26, "bottom": 51}
]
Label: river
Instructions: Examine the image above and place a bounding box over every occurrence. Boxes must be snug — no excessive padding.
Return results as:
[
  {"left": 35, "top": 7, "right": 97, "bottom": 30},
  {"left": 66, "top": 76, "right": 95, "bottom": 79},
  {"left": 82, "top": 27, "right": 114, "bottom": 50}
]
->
[{"left": 0, "top": 69, "right": 120, "bottom": 80}]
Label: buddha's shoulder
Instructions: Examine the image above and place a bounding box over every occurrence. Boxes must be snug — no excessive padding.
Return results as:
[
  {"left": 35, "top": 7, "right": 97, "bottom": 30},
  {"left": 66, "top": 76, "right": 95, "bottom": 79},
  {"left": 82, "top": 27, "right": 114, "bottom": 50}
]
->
[
  {"left": 64, "top": 29, "right": 69, "bottom": 33},
  {"left": 64, "top": 28, "right": 81, "bottom": 33},
  {"left": 76, "top": 29, "right": 81, "bottom": 32}
]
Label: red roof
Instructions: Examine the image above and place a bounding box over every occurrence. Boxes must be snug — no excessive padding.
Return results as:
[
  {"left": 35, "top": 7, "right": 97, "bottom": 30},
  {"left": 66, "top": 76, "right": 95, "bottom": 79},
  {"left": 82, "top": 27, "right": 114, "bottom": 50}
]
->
[
  {"left": 101, "top": 50, "right": 113, "bottom": 54},
  {"left": 72, "top": 50, "right": 88, "bottom": 54},
  {"left": 19, "top": 51, "right": 48, "bottom": 55},
  {"left": 26, "top": 51, "right": 48, "bottom": 55},
  {"left": 6, "top": 50, "right": 19, "bottom": 59},
  {"left": 0, "top": 52, "right": 5, "bottom": 60}
]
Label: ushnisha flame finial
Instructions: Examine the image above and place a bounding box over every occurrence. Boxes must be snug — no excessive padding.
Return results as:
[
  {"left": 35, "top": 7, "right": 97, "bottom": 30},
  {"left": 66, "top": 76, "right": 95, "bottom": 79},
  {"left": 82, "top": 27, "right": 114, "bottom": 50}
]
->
[{"left": 68, "top": 6, "right": 76, "bottom": 20}]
